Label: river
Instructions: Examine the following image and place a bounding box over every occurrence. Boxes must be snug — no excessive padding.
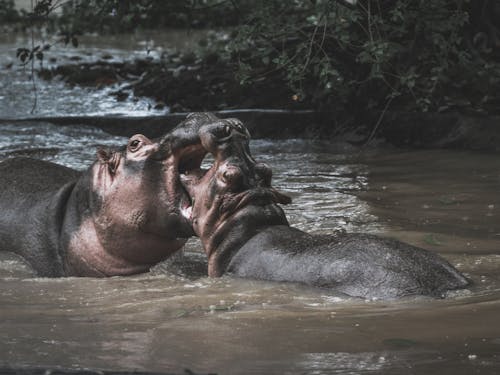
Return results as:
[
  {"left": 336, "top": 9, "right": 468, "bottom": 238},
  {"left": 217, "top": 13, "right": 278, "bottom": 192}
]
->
[{"left": 1, "top": 32, "right": 500, "bottom": 375}]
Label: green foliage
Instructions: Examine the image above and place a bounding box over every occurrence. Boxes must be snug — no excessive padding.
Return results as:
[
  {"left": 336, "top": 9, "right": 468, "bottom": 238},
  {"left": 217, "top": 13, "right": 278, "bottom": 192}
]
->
[
  {"left": 216, "top": 0, "right": 500, "bottom": 113},
  {"left": 14, "top": 0, "right": 500, "bottom": 114},
  {"left": 55, "top": 0, "right": 249, "bottom": 34}
]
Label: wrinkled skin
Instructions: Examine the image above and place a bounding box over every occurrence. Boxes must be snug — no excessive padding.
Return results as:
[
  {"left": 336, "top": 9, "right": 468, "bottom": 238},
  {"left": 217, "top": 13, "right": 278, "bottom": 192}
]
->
[
  {"left": 0, "top": 114, "right": 208, "bottom": 277},
  {"left": 181, "top": 116, "right": 470, "bottom": 299}
]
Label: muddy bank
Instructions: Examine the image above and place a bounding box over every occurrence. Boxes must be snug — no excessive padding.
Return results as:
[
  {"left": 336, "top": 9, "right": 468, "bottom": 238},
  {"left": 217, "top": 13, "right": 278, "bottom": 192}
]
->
[
  {"left": 2, "top": 110, "right": 500, "bottom": 152},
  {"left": 32, "top": 56, "right": 500, "bottom": 151},
  {"left": 0, "top": 110, "right": 319, "bottom": 139},
  {"left": 362, "top": 111, "right": 500, "bottom": 152},
  {"left": 38, "top": 57, "right": 307, "bottom": 113}
]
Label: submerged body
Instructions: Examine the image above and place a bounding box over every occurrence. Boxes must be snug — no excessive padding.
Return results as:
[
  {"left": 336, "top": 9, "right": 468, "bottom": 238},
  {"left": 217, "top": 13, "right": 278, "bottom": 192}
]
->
[
  {"left": 229, "top": 226, "right": 468, "bottom": 299},
  {"left": 181, "top": 114, "right": 469, "bottom": 299},
  {"left": 0, "top": 118, "right": 207, "bottom": 277}
]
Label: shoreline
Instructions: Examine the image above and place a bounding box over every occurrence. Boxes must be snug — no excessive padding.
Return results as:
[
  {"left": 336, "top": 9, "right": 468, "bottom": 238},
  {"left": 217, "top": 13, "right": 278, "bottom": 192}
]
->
[{"left": 1, "top": 110, "right": 499, "bottom": 152}]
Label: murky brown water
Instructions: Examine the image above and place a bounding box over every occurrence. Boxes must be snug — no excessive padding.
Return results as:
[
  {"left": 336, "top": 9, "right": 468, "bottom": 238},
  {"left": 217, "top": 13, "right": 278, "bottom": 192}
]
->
[
  {"left": 0, "top": 124, "right": 499, "bottom": 374},
  {"left": 1, "top": 32, "right": 500, "bottom": 375}
]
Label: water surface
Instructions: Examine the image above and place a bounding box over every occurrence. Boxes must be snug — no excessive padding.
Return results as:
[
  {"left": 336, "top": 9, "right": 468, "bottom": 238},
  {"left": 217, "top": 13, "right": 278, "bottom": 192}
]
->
[
  {"left": 0, "top": 30, "right": 204, "bottom": 117},
  {"left": 0, "top": 122, "right": 499, "bottom": 375}
]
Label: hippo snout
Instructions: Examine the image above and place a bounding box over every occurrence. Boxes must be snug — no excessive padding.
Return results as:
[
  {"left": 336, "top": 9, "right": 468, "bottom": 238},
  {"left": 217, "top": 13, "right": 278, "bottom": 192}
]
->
[
  {"left": 219, "top": 163, "right": 247, "bottom": 191},
  {"left": 217, "top": 159, "right": 273, "bottom": 194},
  {"left": 222, "top": 165, "right": 243, "bottom": 184}
]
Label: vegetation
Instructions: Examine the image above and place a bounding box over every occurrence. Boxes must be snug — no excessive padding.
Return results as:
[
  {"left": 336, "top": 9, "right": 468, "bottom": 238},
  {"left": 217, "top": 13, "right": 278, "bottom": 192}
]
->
[{"left": 11, "top": 0, "right": 500, "bottom": 115}]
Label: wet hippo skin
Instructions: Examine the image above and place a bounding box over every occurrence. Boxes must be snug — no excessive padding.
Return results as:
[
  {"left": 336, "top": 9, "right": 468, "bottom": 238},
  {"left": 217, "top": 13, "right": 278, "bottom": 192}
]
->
[
  {"left": 181, "top": 113, "right": 470, "bottom": 299},
  {"left": 0, "top": 117, "right": 208, "bottom": 277}
]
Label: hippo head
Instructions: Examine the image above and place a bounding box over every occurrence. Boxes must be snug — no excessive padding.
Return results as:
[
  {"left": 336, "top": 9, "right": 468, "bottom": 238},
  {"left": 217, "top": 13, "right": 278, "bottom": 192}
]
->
[
  {"left": 180, "top": 117, "right": 291, "bottom": 276},
  {"left": 79, "top": 122, "right": 207, "bottom": 273}
]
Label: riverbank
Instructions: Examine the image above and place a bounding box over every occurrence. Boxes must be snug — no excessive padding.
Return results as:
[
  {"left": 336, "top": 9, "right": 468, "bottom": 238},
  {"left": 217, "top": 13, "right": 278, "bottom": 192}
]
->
[
  {"left": 31, "top": 53, "right": 500, "bottom": 152},
  {"left": 37, "top": 56, "right": 309, "bottom": 113},
  {"left": 2, "top": 109, "right": 500, "bottom": 152}
]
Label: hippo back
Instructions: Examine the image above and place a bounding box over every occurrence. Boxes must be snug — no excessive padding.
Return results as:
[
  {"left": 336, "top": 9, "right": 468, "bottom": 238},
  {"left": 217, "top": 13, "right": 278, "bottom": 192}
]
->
[{"left": 228, "top": 225, "right": 469, "bottom": 299}]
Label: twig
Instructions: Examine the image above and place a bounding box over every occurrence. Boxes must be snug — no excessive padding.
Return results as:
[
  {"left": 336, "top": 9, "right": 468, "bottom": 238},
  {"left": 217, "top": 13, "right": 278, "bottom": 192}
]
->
[
  {"left": 302, "top": 24, "right": 319, "bottom": 73},
  {"left": 30, "top": 0, "right": 38, "bottom": 114},
  {"left": 362, "top": 95, "right": 394, "bottom": 147},
  {"left": 189, "top": 0, "right": 232, "bottom": 12}
]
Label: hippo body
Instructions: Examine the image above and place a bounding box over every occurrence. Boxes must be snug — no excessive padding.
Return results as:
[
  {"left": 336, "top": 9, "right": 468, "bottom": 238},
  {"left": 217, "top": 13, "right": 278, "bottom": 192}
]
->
[
  {"left": 228, "top": 226, "right": 468, "bottom": 299},
  {"left": 0, "top": 119, "right": 208, "bottom": 277},
  {"left": 180, "top": 113, "right": 470, "bottom": 299},
  {"left": 0, "top": 158, "right": 79, "bottom": 276}
]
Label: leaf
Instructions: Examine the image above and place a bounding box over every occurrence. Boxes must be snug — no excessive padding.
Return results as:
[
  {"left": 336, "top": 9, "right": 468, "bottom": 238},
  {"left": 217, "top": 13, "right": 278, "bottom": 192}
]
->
[
  {"left": 16, "top": 48, "right": 29, "bottom": 58},
  {"left": 18, "top": 50, "right": 30, "bottom": 63},
  {"left": 71, "top": 37, "right": 79, "bottom": 48},
  {"left": 36, "top": 51, "right": 44, "bottom": 61}
]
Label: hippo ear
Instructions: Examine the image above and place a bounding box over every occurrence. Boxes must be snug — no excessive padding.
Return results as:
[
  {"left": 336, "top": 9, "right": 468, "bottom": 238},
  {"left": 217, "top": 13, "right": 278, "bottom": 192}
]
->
[{"left": 97, "top": 148, "right": 119, "bottom": 175}]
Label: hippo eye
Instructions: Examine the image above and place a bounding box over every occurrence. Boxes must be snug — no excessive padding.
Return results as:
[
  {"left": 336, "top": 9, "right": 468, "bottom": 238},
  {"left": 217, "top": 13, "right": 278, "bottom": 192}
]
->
[{"left": 128, "top": 139, "right": 142, "bottom": 152}]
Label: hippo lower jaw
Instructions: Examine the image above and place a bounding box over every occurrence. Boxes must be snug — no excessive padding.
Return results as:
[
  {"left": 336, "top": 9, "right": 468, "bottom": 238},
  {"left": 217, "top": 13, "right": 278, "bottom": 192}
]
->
[{"left": 219, "top": 187, "right": 292, "bottom": 218}]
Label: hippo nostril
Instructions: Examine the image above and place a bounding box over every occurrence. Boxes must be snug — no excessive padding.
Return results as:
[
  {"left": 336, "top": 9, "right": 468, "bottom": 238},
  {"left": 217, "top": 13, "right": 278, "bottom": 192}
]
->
[{"left": 221, "top": 165, "right": 243, "bottom": 187}]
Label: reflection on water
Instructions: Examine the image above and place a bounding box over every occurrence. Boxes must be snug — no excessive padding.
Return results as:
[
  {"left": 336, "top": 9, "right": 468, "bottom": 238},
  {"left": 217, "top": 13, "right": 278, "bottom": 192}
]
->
[{"left": 0, "top": 121, "right": 499, "bottom": 374}]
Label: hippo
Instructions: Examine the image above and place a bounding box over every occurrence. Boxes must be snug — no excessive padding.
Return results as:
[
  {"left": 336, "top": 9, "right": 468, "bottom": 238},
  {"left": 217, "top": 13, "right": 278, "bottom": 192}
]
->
[
  {"left": 0, "top": 118, "right": 207, "bottom": 277},
  {"left": 180, "top": 114, "right": 470, "bottom": 299}
]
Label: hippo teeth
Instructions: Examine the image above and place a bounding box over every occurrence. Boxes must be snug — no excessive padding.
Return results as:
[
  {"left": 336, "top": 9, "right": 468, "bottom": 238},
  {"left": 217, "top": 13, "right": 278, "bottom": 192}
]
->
[{"left": 181, "top": 205, "right": 193, "bottom": 220}]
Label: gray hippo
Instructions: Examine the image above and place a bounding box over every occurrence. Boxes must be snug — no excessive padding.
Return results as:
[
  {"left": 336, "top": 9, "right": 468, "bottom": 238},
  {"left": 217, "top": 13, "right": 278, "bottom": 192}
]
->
[
  {"left": 180, "top": 114, "right": 470, "bottom": 299},
  {"left": 0, "top": 118, "right": 207, "bottom": 277}
]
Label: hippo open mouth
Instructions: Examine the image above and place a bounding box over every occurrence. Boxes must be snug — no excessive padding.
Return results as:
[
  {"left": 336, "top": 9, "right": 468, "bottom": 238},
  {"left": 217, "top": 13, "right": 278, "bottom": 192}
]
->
[
  {"left": 176, "top": 147, "right": 207, "bottom": 220},
  {"left": 174, "top": 113, "right": 292, "bottom": 229}
]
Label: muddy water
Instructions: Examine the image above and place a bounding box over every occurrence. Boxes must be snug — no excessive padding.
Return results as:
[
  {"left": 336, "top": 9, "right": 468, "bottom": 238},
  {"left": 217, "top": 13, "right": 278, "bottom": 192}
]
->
[{"left": 0, "top": 123, "right": 499, "bottom": 374}]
